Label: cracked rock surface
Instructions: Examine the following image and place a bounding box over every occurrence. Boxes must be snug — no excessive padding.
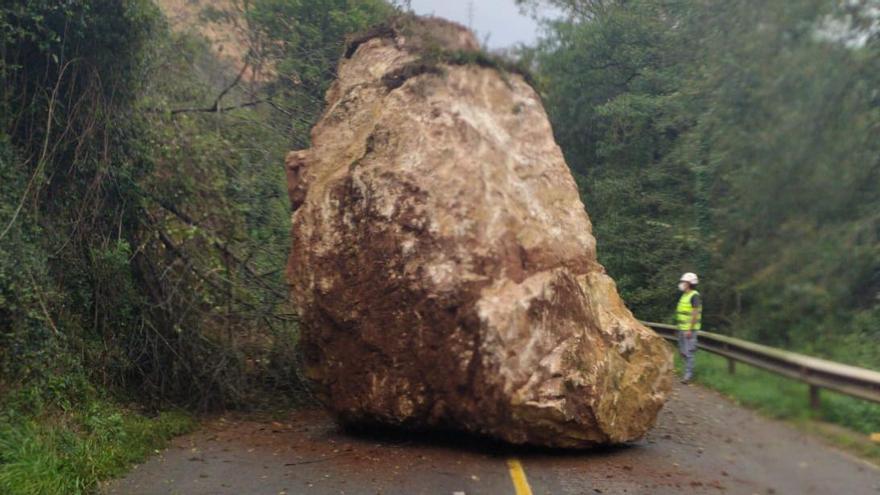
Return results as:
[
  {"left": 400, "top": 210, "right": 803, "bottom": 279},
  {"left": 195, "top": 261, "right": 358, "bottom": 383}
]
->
[{"left": 286, "top": 16, "right": 673, "bottom": 448}]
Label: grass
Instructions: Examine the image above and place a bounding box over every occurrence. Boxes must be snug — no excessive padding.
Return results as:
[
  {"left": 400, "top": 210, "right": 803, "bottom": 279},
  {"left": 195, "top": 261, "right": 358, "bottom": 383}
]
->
[
  {"left": 678, "top": 350, "right": 880, "bottom": 464},
  {"left": 0, "top": 399, "right": 194, "bottom": 495}
]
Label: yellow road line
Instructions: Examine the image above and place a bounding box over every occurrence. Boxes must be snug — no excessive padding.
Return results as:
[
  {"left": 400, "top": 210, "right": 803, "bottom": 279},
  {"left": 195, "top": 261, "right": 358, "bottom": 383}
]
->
[{"left": 507, "top": 458, "right": 534, "bottom": 495}]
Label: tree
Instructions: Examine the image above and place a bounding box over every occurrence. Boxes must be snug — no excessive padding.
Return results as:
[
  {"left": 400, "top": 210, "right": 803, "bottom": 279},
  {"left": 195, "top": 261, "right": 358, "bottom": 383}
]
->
[
  {"left": 524, "top": 0, "right": 703, "bottom": 320},
  {"left": 526, "top": 0, "right": 880, "bottom": 368}
]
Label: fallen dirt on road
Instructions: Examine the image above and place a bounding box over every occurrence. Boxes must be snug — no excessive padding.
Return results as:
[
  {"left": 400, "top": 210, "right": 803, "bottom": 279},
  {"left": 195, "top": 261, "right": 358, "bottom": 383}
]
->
[{"left": 104, "top": 384, "right": 880, "bottom": 494}]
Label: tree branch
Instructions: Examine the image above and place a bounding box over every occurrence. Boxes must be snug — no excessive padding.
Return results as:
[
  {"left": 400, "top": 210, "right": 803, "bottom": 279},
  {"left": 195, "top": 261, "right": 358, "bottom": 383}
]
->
[
  {"left": 146, "top": 61, "right": 270, "bottom": 115},
  {"left": 144, "top": 192, "right": 290, "bottom": 299}
]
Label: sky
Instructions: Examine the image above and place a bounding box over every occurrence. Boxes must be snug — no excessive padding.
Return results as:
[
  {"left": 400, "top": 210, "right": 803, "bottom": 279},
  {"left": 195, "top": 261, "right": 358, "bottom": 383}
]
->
[{"left": 406, "top": 0, "right": 551, "bottom": 49}]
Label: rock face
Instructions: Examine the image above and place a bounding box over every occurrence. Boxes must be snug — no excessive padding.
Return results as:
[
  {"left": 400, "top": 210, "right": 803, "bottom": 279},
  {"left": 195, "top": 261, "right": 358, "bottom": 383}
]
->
[{"left": 286, "top": 17, "right": 673, "bottom": 448}]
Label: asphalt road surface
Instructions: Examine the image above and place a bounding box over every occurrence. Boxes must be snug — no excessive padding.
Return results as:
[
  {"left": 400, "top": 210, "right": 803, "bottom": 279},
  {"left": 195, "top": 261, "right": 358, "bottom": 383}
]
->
[{"left": 104, "top": 384, "right": 880, "bottom": 495}]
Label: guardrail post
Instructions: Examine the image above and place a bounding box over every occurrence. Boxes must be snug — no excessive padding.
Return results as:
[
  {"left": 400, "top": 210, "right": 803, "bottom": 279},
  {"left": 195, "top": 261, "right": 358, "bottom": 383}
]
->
[
  {"left": 727, "top": 358, "right": 736, "bottom": 374},
  {"left": 809, "top": 385, "right": 821, "bottom": 411}
]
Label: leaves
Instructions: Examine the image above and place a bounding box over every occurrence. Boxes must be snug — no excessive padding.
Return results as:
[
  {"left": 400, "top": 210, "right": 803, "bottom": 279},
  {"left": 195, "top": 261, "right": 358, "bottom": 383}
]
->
[{"left": 532, "top": 0, "right": 880, "bottom": 362}]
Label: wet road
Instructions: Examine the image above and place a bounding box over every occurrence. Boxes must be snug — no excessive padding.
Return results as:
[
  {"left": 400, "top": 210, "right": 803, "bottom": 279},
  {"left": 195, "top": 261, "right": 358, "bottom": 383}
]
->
[{"left": 105, "top": 384, "right": 880, "bottom": 494}]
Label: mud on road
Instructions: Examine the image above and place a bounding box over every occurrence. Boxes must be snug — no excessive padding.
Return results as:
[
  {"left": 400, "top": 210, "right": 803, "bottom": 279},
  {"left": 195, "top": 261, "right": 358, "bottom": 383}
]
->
[{"left": 104, "top": 384, "right": 880, "bottom": 495}]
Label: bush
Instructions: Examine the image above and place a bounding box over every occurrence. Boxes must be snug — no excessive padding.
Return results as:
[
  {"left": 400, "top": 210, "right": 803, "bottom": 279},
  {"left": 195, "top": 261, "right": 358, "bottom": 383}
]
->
[{"left": 0, "top": 393, "right": 193, "bottom": 495}]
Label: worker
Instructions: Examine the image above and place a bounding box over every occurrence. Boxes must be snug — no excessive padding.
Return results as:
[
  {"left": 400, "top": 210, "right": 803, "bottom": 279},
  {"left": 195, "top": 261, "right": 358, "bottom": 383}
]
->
[{"left": 676, "top": 272, "right": 701, "bottom": 384}]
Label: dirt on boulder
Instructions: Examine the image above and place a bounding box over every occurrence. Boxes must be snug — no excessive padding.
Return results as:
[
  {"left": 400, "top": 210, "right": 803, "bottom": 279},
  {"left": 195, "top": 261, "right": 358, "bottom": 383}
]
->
[{"left": 285, "top": 16, "right": 673, "bottom": 448}]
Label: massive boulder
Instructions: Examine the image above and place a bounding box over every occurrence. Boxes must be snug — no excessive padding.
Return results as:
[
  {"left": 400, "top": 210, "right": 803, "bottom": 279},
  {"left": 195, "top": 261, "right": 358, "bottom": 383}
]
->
[{"left": 286, "top": 17, "right": 673, "bottom": 448}]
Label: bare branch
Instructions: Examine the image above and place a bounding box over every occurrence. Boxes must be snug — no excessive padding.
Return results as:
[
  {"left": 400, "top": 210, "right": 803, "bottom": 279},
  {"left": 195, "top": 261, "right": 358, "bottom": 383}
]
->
[
  {"left": 145, "top": 97, "right": 271, "bottom": 115},
  {"left": 144, "top": 60, "right": 269, "bottom": 115}
]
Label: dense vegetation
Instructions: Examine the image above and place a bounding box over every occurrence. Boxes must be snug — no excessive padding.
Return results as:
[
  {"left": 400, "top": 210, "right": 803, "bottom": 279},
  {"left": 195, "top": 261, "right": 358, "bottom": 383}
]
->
[
  {"left": 521, "top": 0, "right": 880, "bottom": 368},
  {"left": 1, "top": 0, "right": 878, "bottom": 492},
  {"left": 0, "top": 1, "right": 389, "bottom": 492}
]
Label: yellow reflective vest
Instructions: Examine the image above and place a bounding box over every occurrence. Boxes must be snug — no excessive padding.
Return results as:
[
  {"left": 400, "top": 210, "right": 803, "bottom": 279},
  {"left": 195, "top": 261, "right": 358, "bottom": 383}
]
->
[{"left": 676, "top": 290, "right": 702, "bottom": 331}]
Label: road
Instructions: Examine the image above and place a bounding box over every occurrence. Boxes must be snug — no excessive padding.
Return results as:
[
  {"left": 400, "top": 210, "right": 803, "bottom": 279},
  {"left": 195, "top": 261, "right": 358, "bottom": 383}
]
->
[{"left": 104, "top": 384, "right": 880, "bottom": 495}]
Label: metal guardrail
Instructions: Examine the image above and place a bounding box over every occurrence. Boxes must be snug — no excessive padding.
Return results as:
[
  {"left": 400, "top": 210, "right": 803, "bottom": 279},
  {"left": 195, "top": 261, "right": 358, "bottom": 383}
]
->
[{"left": 641, "top": 321, "right": 880, "bottom": 408}]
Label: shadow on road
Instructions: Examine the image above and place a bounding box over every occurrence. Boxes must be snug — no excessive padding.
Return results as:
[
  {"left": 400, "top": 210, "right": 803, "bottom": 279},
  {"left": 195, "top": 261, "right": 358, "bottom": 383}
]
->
[{"left": 340, "top": 420, "right": 635, "bottom": 460}]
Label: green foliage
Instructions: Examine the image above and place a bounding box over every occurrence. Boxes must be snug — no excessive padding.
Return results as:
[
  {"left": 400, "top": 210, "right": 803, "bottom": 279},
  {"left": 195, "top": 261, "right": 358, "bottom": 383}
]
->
[
  {"left": 686, "top": 2, "right": 880, "bottom": 352},
  {"left": 120, "top": 0, "right": 393, "bottom": 408},
  {"left": 2, "top": 0, "right": 392, "bottom": 490},
  {"left": 0, "top": 390, "right": 193, "bottom": 495},
  {"left": 244, "top": 0, "right": 393, "bottom": 145},
  {"left": 247, "top": 0, "right": 392, "bottom": 94},
  {"left": 1, "top": 0, "right": 161, "bottom": 398},
  {"left": 0, "top": 135, "right": 53, "bottom": 386},
  {"left": 1, "top": 0, "right": 391, "bottom": 411},
  {"left": 525, "top": 0, "right": 702, "bottom": 321},
  {"left": 528, "top": 0, "right": 880, "bottom": 369}
]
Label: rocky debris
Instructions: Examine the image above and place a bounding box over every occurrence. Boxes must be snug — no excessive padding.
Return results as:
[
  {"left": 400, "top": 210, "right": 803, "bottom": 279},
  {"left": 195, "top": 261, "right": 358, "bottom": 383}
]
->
[{"left": 285, "top": 16, "right": 673, "bottom": 448}]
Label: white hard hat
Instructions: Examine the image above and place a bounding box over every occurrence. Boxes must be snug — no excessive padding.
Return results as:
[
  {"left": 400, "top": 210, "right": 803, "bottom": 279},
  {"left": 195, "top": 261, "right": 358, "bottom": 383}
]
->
[{"left": 680, "top": 272, "right": 699, "bottom": 285}]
